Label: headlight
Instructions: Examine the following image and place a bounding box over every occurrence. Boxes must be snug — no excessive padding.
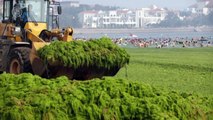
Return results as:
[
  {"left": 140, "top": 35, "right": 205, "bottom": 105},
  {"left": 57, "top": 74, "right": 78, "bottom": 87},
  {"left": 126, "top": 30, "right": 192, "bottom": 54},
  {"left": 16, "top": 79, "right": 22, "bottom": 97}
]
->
[{"left": 13, "top": 27, "right": 22, "bottom": 36}]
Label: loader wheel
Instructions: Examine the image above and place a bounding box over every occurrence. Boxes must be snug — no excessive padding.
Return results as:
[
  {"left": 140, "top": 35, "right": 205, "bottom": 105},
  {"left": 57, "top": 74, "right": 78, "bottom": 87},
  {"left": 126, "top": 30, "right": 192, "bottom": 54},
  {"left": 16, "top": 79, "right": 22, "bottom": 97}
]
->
[{"left": 6, "top": 47, "right": 32, "bottom": 74}]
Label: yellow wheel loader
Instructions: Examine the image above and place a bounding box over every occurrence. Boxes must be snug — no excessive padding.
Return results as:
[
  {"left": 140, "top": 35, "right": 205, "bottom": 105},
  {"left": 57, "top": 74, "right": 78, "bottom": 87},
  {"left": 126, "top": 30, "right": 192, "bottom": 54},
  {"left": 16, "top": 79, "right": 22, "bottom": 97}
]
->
[{"left": 0, "top": 0, "right": 122, "bottom": 80}]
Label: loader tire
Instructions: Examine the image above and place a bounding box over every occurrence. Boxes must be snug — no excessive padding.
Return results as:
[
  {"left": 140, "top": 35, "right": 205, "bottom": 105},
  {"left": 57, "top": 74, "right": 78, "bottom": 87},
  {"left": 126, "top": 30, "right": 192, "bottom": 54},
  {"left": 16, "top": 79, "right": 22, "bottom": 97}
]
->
[{"left": 6, "top": 47, "right": 32, "bottom": 74}]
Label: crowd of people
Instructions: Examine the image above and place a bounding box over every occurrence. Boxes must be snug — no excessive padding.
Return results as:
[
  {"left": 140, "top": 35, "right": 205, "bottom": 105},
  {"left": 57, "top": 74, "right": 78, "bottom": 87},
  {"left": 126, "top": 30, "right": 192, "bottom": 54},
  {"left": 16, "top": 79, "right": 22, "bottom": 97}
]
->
[{"left": 113, "top": 36, "right": 213, "bottom": 48}]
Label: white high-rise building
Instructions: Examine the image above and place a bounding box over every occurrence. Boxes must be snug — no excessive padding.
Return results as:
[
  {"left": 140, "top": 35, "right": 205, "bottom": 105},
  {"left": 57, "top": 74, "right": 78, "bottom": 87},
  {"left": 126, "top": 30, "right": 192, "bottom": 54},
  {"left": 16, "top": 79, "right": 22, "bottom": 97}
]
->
[
  {"left": 79, "top": 11, "right": 98, "bottom": 28},
  {"left": 136, "top": 6, "right": 166, "bottom": 28},
  {"left": 79, "top": 9, "right": 136, "bottom": 28}
]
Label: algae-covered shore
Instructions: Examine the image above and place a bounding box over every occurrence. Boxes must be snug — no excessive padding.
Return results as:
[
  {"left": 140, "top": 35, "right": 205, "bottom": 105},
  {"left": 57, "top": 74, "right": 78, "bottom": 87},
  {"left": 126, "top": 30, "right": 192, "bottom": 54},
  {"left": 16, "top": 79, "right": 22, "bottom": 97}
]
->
[
  {"left": 0, "top": 73, "right": 212, "bottom": 120},
  {"left": 0, "top": 47, "right": 213, "bottom": 120}
]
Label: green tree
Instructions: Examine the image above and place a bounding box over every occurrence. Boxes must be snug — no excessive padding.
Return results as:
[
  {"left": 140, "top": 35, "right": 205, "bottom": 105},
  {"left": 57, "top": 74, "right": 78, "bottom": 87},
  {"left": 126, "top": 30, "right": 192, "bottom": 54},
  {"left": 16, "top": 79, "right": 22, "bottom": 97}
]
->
[{"left": 157, "top": 12, "right": 183, "bottom": 27}]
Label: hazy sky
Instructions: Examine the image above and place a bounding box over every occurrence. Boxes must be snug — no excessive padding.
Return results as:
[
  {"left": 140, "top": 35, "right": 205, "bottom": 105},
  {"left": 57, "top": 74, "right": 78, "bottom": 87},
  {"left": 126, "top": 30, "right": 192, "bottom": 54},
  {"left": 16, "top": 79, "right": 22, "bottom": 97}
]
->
[{"left": 78, "top": 0, "right": 196, "bottom": 9}]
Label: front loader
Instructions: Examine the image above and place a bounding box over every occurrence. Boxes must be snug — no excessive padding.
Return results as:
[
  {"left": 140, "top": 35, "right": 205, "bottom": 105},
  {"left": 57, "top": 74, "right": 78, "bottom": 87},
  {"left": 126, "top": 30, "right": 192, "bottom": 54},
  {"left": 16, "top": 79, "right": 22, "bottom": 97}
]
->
[{"left": 0, "top": 0, "right": 123, "bottom": 80}]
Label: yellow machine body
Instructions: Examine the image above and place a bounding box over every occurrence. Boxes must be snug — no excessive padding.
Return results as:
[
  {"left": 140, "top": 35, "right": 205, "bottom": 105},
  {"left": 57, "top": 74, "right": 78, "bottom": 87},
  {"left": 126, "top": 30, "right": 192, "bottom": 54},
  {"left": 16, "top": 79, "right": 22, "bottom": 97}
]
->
[{"left": 0, "top": 0, "right": 74, "bottom": 78}]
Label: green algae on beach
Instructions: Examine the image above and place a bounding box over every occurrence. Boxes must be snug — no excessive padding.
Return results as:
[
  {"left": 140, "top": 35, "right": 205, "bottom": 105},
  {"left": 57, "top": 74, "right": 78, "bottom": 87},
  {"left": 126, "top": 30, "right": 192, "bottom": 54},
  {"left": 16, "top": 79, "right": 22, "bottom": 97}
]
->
[{"left": 0, "top": 73, "right": 212, "bottom": 120}]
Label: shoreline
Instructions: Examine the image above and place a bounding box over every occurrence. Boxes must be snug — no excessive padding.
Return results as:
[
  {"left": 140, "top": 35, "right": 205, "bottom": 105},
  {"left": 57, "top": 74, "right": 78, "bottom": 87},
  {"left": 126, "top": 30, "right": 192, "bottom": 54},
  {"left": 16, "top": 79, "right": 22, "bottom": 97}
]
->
[{"left": 73, "top": 27, "right": 213, "bottom": 34}]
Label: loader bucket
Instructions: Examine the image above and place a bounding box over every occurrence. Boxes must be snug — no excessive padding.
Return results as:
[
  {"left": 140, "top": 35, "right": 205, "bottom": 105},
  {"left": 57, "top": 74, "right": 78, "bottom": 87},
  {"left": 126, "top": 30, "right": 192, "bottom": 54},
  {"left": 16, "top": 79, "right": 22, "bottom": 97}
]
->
[
  {"left": 47, "top": 65, "right": 120, "bottom": 80},
  {"left": 30, "top": 42, "right": 49, "bottom": 76},
  {"left": 36, "top": 38, "right": 130, "bottom": 80}
]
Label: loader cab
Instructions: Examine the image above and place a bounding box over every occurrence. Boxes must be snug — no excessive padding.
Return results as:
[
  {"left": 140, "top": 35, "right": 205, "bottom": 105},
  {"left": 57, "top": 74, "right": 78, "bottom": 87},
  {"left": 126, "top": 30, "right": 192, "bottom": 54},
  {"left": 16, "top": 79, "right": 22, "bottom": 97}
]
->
[
  {"left": 1, "top": 0, "right": 50, "bottom": 37},
  {"left": 1, "top": 0, "right": 62, "bottom": 28},
  {"left": 2, "top": 0, "right": 49, "bottom": 23}
]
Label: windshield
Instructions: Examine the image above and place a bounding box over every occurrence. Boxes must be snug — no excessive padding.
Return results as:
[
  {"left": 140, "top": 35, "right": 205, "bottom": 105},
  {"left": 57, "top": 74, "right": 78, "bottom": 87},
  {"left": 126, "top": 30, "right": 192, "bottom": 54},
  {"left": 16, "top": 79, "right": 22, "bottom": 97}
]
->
[{"left": 18, "top": 0, "right": 48, "bottom": 22}]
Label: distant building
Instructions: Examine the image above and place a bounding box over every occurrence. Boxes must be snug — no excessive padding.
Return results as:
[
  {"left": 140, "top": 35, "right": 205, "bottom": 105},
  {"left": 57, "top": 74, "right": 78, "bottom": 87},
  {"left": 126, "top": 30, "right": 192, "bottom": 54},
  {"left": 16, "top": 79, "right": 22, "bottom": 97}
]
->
[
  {"left": 187, "top": 0, "right": 213, "bottom": 15},
  {"left": 70, "top": 1, "right": 80, "bottom": 7},
  {"left": 136, "top": 5, "right": 166, "bottom": 28},
  {"left": 79, "top": 11, "right": 98, "bottom": 28},
  {"left": 78, "top": 5, "right": 168, "bottom": 28},
  {"left": 101, "top": 10, "right": 136, "bottom": 28},
  {"left": 61, "top": 0, "right": 80, "bottom": 8},
  {"left": 79, "top": 9, "right": 136, "bottom": 28}
]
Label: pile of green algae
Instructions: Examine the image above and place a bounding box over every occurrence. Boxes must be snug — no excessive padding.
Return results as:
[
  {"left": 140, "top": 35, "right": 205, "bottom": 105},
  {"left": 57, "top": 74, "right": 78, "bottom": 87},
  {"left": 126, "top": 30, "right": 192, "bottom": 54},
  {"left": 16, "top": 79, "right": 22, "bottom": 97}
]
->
[{"left": 0, "top": 73, "right": 212, "bottom": 120}]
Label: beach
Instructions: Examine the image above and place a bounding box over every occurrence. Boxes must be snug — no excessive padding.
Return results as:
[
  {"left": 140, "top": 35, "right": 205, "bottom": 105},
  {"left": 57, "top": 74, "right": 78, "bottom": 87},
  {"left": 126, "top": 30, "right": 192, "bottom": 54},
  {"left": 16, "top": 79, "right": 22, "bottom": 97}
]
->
[{"left": 73, "top": 27, "right": 213, "bottom": 48}]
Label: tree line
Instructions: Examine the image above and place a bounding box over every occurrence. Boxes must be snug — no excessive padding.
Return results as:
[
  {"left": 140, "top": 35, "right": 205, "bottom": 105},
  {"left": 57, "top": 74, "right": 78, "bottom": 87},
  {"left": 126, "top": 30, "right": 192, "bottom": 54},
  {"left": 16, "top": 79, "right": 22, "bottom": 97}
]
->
[{"left": 151, "top": 11, "right": 213, "bottom": 27}]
